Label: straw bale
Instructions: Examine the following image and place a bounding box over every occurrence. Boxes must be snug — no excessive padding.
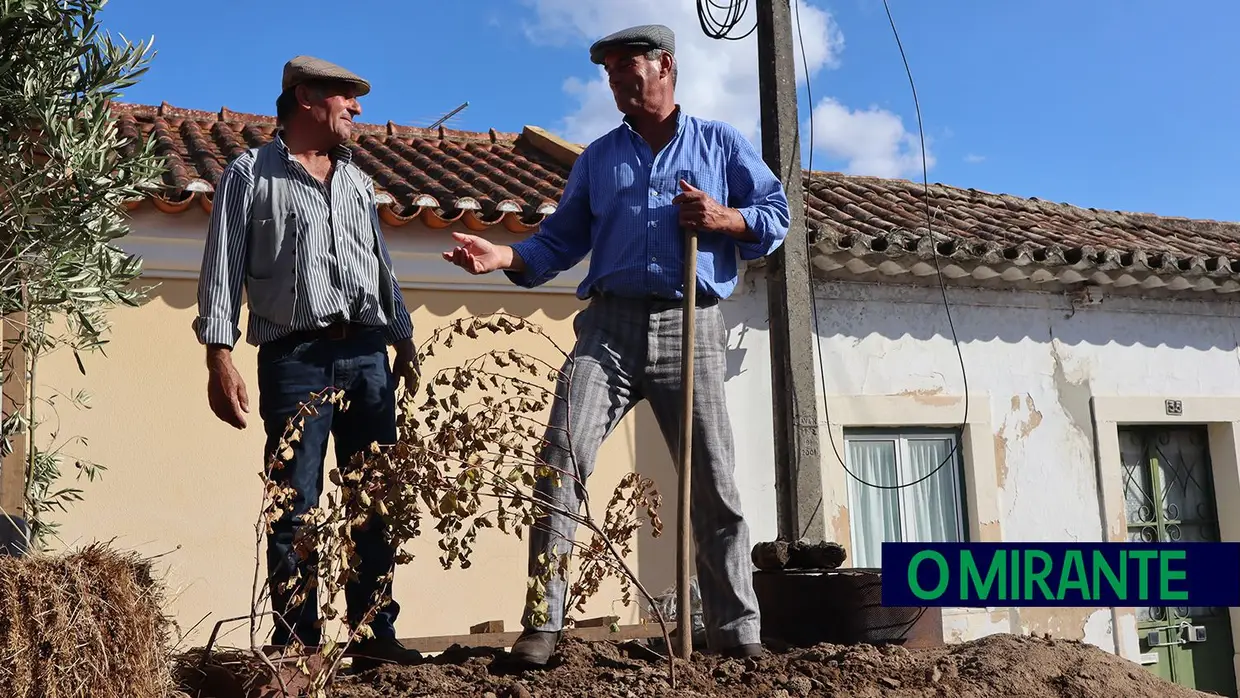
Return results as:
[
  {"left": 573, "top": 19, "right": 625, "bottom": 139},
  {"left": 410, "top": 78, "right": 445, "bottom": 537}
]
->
[{"left": 0, "top": 542, "right": 172, "bottom": 698}]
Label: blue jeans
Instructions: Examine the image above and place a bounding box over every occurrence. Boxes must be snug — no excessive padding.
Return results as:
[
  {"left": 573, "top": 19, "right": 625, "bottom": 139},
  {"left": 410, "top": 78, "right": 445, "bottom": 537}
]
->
[{"left": 257, "top": 326, "right": 399, "bottom": 646}]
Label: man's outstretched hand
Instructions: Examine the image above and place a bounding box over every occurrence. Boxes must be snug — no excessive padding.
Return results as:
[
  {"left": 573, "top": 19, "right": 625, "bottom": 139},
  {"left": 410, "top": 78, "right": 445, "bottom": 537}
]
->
[{"left": 442, "top": 232, "right": 519, "bottom": 274}]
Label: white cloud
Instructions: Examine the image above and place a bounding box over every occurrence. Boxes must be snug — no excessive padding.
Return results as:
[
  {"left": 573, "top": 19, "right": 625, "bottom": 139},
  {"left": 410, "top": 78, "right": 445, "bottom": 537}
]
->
[
  {"left": 807, "top": 97, "right": 934, "bottom": 179},
  {"left": 519, "top": 0, "right": 932, "bottom": 180},
  {"left": 964, "top": 153, "right": 986, "bottom": 164},
  {"left": 521, "top": 0, "right": 840, "bottom": 143}
]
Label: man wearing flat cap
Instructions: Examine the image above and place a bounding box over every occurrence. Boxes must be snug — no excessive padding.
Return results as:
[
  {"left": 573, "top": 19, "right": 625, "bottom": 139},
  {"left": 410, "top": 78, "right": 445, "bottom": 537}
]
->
[
  {"left": 194, "top": 55, "right": 421, "bottom": 672},
  {"left": 444, "top": 24, "right": 789, "bottom": 665}
]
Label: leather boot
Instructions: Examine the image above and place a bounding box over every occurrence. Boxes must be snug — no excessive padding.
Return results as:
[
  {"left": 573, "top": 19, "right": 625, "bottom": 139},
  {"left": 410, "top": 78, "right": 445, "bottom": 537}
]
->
[
  {"left": 719, "top": 642, "right": 764, "bottom": 659},
  {"left": 346, "top": 637, "right": 423, "bottom": 674},
  {"left": 508, "top": 628, "right": 561, "bottom": 667}
]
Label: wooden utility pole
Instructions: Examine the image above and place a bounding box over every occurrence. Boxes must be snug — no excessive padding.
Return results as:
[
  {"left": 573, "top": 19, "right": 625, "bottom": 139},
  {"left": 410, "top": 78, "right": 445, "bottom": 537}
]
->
[{"left": 756, "top": 0, "right": 826, "bottom": 542}]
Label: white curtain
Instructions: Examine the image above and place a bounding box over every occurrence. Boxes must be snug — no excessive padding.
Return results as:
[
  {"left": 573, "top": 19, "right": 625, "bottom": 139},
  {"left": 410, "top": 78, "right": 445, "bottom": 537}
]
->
[
  {"left": 906, "top": 438, "right": 960, "bottom": 543},
  {"left": 847, "top": 439, "right": 902, "bottom": 568},
  {"left": 847, "top": 435, "right": 962, "bottom": 568}
]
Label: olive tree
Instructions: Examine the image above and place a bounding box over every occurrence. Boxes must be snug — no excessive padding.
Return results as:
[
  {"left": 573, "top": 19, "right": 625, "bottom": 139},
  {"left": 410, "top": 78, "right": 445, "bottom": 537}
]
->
[{"left": 0, "top": 0, "right": 164, "bottom": 547}]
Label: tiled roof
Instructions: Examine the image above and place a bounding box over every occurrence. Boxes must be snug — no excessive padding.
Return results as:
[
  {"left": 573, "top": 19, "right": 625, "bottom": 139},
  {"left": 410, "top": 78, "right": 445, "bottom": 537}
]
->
[
  {"left": 806, "top": 174, "right": 1240, "bottom": 292},
  {"left": 114, "top": 102, "right": 1240, "bottom": 292},
  {"left": 114, "top": 102, "right": 572, "bottom": 233}
]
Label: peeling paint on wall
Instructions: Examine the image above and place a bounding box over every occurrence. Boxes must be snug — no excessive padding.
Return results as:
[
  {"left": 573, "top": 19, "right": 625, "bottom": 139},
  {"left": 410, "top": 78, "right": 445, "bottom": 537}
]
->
[
  {"left": 996, "top": 395, "right": 1043, "bottom": 494},
  {"left": 1116, "top": 611, "right": 1142, "bottom": 660},
  {"left": 940, "top": 606, "right": 1117, "bottom": 649},
  {"left": 779, "top": 280, "right": 1240, "bottom": 662},
  {"left": 830, "top": 504, "right": 849, "bottom": 552},
  {"left": 1049, "top": 339, "right": 1105, "bottom": 540},
  {"left": 896, "top": 387, "right": 964, "bottom": 407},
  {"left": 994, "top": 433, "right": 1010, "bottom": 491},
  {"left": 1049, "top": 341, "right": 1094, "bottom": 444},
  {"left": 1016, "top": 607, "right": 1102, "bottom": 642},
  {"left": 942, "top": 608, "right": 1013, "bottom": 645},
  {"left": 1082, "top": 609, "right": 1116, "bottom": 653},
  {"left": 1018, "top": 395, "right": 1043, "bottom": 437},
  {"left": 898, "top": 386, "right": 945, "bottom": 398},
  {"left": 1004, "top": 395, "right": 1044, "bottom": 439}
]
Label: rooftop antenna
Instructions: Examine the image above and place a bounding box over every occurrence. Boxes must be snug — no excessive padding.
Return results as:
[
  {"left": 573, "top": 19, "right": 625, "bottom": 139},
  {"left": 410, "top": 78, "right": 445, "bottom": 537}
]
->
[{"left": 428, "top": 101, "right": 469, "bottom": 130}]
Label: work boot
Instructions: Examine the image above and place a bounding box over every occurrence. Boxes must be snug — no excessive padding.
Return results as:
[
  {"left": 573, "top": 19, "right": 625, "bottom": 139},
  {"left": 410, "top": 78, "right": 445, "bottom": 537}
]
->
[
  {"left": 719, "top": 642, "right": 764, "bottom": 659},
  {"left": 346, "top": 637, "right": 423, "bottom": 674},
  {"left": 508, "top": 628, "right": 561, "bottom": 667}
]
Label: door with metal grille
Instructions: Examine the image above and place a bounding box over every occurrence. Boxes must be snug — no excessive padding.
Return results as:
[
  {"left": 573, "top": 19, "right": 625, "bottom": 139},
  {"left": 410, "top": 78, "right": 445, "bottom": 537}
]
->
[{"left": 1119, "top": 425, "right": 1236, "bottom": 697}]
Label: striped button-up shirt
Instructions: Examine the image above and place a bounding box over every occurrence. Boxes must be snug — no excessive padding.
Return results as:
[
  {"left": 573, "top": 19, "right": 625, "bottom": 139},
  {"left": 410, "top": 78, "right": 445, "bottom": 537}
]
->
[
  {"left": 193, "top": 133, "right": 413, "bottom": 348},
  {"left": 505, "top": 108, "right": 790, "bottom": 300}
]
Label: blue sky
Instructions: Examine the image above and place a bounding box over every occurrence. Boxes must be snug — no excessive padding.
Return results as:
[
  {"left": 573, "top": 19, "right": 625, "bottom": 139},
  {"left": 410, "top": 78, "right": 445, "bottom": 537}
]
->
[{"left": 99, "top": 0, "right": 1240, "bottom": 222}]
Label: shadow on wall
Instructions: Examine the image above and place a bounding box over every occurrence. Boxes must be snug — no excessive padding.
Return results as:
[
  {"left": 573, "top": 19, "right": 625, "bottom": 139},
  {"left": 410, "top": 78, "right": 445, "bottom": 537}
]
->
[
  {"left": 812, "top": 281, "right": 1240, "bottom": 352},
  {"left": 142, "top": 276, "right": 578, "bottom": 323},
  {"left": 632, "top": 404, "right": 679, "bottom": 609}
]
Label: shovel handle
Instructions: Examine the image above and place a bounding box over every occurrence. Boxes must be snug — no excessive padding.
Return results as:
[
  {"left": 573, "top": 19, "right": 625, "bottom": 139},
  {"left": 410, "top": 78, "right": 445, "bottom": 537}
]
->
[{"left": 676, "top": 227, "right": 699, "bottom": 660}]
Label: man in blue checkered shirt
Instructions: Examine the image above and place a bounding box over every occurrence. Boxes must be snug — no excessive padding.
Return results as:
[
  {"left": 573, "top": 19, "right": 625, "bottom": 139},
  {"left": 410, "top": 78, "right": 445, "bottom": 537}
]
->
[{"left": 443, "top": 23, "right": 790, "bottom": 666}]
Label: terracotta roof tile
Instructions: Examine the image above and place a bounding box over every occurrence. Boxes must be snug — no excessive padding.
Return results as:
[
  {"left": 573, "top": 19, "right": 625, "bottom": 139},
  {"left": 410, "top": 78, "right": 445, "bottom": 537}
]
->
[
  {"left": 806, "top": 173, "right": 1240, "bottom": 288},
  {"left": 113, "top": 101, "right": 1240, "bottom": 288},
  {"left": 113, "top": 102, "right": 566, "bottom": 232}
]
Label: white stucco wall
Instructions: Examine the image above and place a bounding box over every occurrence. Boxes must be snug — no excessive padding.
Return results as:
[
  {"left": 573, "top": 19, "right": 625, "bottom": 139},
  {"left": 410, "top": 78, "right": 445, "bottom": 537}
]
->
[
  {"left": 720, "top": 267, "right": 1240, "bottom": 662},
  {"left": 717, "top": 278, "right": 782, "bottom": 547}
]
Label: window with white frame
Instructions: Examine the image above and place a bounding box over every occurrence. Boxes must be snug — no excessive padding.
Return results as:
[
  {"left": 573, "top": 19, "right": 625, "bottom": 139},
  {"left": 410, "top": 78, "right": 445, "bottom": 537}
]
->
[{"left": 844, "top": 429, "right": 967, "bottom": 568}]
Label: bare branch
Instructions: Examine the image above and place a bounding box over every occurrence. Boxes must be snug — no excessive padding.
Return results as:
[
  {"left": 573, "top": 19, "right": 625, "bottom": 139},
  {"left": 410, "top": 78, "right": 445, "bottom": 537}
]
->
[{"left": 244, "top": 314, "right": 675, "bottom": 691}]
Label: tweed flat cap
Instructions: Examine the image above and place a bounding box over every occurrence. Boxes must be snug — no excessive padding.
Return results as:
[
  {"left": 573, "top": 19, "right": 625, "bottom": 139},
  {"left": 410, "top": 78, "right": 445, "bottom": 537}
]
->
[
  {"left": 589, "top": 24, "right": 675, "bottom": 64},
  {"left": 281, "top": 55, "right": 371, "bottom": 96}
]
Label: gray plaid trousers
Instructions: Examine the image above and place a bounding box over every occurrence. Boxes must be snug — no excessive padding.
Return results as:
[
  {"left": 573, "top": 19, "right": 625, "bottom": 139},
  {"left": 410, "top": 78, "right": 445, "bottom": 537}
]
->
[{"left": 522, "top": 294, "right": 761, "bottom": 648}]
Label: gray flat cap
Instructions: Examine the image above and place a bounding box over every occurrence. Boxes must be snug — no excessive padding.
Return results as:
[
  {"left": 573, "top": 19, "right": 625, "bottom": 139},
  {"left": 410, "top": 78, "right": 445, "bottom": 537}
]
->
[
  {"left": 282, "top": 55, "right": 371, "bottom": 96},
  {"left": 589, "top": 24, "right": 675, "bottom": 64}
]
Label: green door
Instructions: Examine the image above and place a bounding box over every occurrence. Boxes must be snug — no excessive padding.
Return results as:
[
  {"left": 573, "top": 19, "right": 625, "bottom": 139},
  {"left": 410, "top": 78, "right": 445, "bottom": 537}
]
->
[{"left": 1119, "top": 425, "right": 1237, "bottom": 698}]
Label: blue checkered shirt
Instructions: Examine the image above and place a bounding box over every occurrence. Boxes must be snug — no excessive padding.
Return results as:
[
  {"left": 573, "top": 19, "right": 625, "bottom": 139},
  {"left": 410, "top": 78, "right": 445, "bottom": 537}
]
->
[{"left": 505, "top": 109, "right": 790, "bottom": 300}]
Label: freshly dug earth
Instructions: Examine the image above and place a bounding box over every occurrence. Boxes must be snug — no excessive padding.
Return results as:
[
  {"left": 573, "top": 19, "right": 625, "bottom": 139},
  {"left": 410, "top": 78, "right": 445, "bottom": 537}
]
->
[{"left": 333, "top": 633, "right": 1219, "bottom": 698}]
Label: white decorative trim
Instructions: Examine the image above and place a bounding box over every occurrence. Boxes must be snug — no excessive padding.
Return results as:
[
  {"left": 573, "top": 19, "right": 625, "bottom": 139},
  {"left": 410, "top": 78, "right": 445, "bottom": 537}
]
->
[{"left": 814, "top": 251, "right": 1240, "bottom": 297}]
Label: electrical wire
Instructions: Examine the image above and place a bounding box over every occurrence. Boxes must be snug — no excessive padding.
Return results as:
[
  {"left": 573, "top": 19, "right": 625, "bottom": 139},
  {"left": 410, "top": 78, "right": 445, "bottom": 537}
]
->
[
  {"left": 693, "top": 0, "right": 972, "bottom": 532},
  {"left": 795, "top": 0, "right": 969, "bottom": 494},
  {"left": 696, "top": 0, "right": 757, "bottom": 41}
]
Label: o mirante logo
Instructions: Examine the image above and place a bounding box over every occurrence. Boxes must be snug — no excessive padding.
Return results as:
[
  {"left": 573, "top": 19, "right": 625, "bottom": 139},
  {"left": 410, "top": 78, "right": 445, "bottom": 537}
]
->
[{"left": 882, "top": 542, "right": 1240, "bottom": 608}]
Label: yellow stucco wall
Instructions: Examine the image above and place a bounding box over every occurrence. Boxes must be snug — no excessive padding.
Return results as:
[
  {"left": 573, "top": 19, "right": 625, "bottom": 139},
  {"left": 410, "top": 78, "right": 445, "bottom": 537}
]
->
[{"left": 32, "top": 275, "right": 676, "bottom": 648}]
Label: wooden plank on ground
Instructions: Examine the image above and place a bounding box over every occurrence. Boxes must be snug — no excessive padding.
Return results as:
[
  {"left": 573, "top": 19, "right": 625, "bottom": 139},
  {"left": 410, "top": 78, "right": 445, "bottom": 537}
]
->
[
  {"left": 397, "top": 621, "right": 675, "bottom": 654},
  {"left": 470, "top": 620, "right": 505, "bottom": 634},
  {"left": 574, "top": 615, "right": 619, "bottom": 629}
]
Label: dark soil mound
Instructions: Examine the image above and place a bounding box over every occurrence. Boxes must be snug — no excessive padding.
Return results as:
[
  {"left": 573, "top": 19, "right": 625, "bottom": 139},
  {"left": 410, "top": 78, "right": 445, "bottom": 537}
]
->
[{"left": 332, "top": 633, "right": 1219, "bottom": 698}]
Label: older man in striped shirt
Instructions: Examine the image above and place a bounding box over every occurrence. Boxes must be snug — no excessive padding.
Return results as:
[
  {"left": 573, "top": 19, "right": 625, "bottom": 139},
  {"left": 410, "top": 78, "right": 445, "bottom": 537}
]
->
[
  {"left": 193, "top": 55, "right": 421, "bottom": 671},
  {"left": 443, "top": 24, "right": 790, "bottom": 666}
]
